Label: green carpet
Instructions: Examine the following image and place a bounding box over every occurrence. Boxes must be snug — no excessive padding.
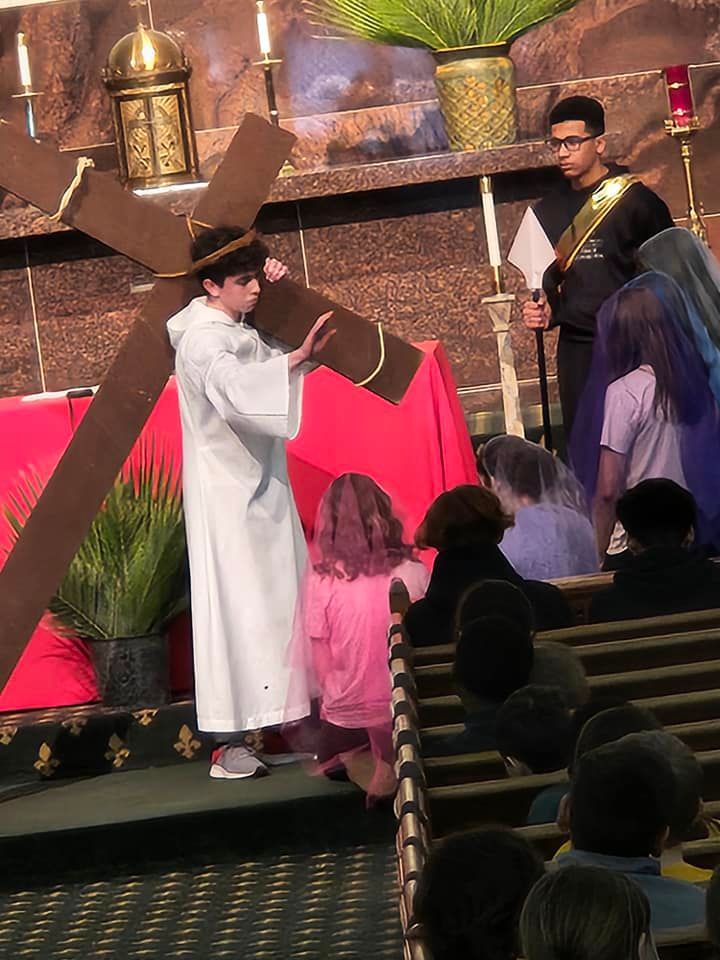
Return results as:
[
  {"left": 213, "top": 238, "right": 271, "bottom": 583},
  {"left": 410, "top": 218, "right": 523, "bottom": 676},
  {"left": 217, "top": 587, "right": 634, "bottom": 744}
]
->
[
  {"left": 0, "top": 843, "right": 401, "bottom": 960},
  {"left": 0, "top": 763, "right": 358, "bottom": 837}
]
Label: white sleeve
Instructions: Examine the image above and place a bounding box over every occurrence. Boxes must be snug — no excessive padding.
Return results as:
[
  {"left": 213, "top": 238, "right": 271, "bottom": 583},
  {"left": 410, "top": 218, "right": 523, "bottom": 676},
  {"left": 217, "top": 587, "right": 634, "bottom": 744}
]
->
[
  {"left": 183, "top": 328, "right": 303, "bottom": 439},
  {"left": 600, "top": 380, "right": 641, "bottom": 455}
]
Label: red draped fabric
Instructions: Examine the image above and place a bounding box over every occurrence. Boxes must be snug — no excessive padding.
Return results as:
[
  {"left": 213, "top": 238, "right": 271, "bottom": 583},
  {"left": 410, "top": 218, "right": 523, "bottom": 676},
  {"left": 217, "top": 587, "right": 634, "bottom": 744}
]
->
[{"left": 0, "top": 341, "right": 475, "bottom": 711}]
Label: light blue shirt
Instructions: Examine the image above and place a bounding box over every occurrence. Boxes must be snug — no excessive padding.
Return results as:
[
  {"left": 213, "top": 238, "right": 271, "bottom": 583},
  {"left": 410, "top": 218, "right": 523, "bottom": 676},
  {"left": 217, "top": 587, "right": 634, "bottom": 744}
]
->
[
  {"left": 557, "top": 848, "right": 707, "bottom": 932},
  {"left": 500, "top": 504, "right": 600, "bottom": 581}
]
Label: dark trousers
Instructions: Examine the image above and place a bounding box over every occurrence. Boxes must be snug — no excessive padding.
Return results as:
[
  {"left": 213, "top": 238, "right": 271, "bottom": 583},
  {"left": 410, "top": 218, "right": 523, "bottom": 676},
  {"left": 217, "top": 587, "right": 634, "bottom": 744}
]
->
[{"left": 557, "top": 336, "right": 595, "bottom": 440}]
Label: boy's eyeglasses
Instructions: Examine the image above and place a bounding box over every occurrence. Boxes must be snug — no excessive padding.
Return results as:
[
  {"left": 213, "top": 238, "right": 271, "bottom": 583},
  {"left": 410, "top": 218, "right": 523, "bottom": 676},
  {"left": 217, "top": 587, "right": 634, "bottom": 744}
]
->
[{"left": 545, "top": 135, "right": 597, "bottom": 153}]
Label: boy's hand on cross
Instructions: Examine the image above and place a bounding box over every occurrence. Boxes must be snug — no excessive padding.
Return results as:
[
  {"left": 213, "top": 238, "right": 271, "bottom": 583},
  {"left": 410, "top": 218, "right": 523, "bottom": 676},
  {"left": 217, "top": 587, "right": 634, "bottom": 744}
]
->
[
  {"left": 264, "top": 257, "right": 288, "bottom": 283},
  {"left": 289, "top": 311, "right": 336, "bottom": 370}
]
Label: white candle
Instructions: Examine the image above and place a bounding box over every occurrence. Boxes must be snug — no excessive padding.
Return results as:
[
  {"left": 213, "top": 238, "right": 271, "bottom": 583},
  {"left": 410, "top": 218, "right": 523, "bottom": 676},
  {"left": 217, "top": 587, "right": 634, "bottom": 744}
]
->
[
  {"left": 480, "top": 176, "right": 502, "bottom": 268},
  {"left": 256, "top": 1, "right": 272, "bottom": 57},
  {"left": 17, "top": 32, "right": 32, "bottom": 89}
]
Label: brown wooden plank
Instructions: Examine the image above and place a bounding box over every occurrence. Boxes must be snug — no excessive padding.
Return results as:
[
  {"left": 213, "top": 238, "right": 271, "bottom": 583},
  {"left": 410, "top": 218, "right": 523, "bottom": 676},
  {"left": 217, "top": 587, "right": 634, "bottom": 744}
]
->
[
  {"left": 0, "top": 119, "right": 293, "bottom": 690},
  {"left": 0, "top": 119, "right": 188, "bottom": 274},
  {"left": 429, "top": 748, "right": 720, "bottom": 832},
  {"left": 255, "top": 279, "right": 423, "bottom": 405},
  {"left": 0, "top": 117, "right": 422, "bottom": 403}
]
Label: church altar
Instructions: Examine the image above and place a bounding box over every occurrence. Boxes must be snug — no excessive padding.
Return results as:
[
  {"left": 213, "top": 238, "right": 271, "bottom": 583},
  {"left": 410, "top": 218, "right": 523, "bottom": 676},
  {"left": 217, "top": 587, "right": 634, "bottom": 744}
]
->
[{"left": 0, "top": 340, "right": 475, "bottom": 711}]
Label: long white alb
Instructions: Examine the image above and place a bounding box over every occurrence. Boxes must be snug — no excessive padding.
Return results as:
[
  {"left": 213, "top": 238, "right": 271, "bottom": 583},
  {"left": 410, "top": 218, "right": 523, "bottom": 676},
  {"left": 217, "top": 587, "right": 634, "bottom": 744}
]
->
[{"left": 167, "top": 297, "right": 309, "bottom": 732}]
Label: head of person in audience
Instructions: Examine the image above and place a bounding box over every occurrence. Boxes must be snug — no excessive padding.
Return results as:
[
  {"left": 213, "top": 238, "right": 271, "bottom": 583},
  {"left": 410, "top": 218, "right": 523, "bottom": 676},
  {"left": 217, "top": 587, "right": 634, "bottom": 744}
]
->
[
  {"left": 555, "top": 703, "right": 663, "bottom": 832},
  {"left": 621, "top": 731, "right": 705, "bottom": 849},
  {"left": 572, "top": 704, "right": 663, "bottom": 772},
  {"left": 454, "top": 615, "right": 534, "bottom": 710},
  {"left": 414, "top": 827, "right": 544, "bottom": 960},
  {"left": 496, "top": 685, "right": 573, "bottom": 777},
  {"left": 571, "top": 695, "right": 629, "bottom": 745},
  {"left": 313, "top": 472, "right": 414, "bottom": 579},
  {"left": 520, "top": 865, "right": 656, "bottom": 960},
  {"left": 454, "top": 579, "right": 535, "bottom": 641},
  {"left": 640, "top": 226, "right": 720, "bottom": 349},
  {"left": 477, "top": 435, "right": 589, "bottom": 516},
  {"left": 415, "top": 484, "right": 513, "bottom": 552},
  {"left": 616, "top": 479, "right": 697, "bottom": 555},
  {"left": 708, "top": 866, "right": 720, "bottom": 949},
  {"left": 569, "top": 738, "right": 675, "bottom": 860},
  {"left": 530, "top": 641, "right": 590, "bottom": 709}
]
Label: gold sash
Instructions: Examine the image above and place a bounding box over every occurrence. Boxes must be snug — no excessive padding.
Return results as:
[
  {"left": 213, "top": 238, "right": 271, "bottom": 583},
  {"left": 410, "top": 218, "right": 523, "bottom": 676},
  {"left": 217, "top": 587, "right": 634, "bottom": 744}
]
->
[{"left": 555, "top": 174, "right": 639, "bottom": 273}]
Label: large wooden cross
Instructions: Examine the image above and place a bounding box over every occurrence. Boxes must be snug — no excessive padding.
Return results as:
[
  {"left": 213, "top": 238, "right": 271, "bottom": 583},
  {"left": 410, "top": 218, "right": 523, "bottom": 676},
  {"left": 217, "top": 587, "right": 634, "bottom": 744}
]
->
[{"left": 0, "top": 114, "right": 422, "bottom": 689}]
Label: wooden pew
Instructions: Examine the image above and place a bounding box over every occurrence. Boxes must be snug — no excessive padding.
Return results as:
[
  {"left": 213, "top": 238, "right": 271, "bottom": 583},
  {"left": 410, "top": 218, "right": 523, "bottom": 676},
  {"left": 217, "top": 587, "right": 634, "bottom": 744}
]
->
[
  {"left": 422, "top": 719, "right": 720, "bottom": 787},
  {"left": 513, "top": 799, "right": 720, "bottom": 862},
  {"left": 414, "top": 627, "right": 720, "bottom": 678},
  {"left": 428, "top": 749, "right": 720, "bottom": 836},
  {"left": 413, "top": 608, "right": 720, "bottom": 666},
  {"left": 419, "top": 681, "right": 720, "bottom": 728},
  {"left": 656, "top": 929, "right": 716, "bottom": 960}
]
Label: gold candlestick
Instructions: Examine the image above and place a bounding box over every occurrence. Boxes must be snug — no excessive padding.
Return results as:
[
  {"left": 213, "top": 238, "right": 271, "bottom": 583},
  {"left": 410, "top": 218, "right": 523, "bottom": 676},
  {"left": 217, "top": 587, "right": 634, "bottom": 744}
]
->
[
  {"left": 665, "top": 117, "right": 707, "bottom": 243},
  {"left": 253, "top": 0, "right": 293, "bottom": 176},
  {"left": 663, "top": 66, "right": 707, "bottom": 244}
]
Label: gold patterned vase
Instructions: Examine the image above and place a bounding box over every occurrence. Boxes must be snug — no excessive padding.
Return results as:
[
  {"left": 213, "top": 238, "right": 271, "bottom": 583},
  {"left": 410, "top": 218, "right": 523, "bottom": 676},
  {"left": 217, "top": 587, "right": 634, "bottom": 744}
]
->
[
  {"left": 432, "top": 43, "right": 518, "bottom": 152},
  {"left": 103, "top": 21, "right": 199, "bottom": 189}
]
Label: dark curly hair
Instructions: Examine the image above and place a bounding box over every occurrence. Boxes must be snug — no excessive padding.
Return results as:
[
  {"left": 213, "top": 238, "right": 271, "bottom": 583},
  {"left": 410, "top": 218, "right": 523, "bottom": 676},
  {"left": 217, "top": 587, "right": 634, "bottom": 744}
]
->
[
  {"left": 415, "top": 828, "right": 543, "bottom": 960},
  {"left": 314, "top": 473, "right": 415, "bottom": 580},
  {"left": 415, "top": 485, "right": 513, "bottom": 551},
  {"left": 192, "top": 225, "right": 268, "bottom": 287}
]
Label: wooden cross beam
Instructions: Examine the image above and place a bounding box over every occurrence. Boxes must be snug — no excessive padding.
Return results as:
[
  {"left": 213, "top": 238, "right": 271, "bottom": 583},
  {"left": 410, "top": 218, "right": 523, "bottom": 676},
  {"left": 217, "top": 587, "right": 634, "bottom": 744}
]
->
[{"left": 0, "top": 114, "right": 423, "bottom": 690}]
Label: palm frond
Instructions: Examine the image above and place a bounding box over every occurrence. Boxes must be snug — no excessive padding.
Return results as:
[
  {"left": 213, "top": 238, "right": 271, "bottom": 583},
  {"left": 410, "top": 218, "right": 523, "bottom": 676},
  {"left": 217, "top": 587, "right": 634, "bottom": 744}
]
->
[
  {"left": 303, "top": 0, "right": 581, "bottom": 49},
  {"left": 5, "top": 443, "right": 188, "bottom": 642}
]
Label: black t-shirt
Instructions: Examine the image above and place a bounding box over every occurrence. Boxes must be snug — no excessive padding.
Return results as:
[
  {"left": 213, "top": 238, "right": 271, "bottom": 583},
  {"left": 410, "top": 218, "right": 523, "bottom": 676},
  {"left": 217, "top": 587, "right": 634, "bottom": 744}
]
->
[{"left": 534, "top": 164, "right": 674, "bottom": 342}]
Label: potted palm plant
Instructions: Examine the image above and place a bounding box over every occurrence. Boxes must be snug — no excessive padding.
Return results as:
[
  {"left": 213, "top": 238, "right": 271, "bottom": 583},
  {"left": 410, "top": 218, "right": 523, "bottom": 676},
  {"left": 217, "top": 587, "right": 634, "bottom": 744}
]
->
[
  {"left": 5, "top": 446, "right": 188, "bottom": 708},
  {"left": 303, "top": 0, "right": 581, "bottom": 151}
]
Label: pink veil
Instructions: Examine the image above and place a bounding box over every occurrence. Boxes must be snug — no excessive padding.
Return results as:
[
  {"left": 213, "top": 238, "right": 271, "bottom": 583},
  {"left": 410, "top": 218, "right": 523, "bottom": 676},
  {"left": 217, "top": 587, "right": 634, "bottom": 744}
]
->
[{"left": 284, "top": 473, "right": 422, "bottom": 801}]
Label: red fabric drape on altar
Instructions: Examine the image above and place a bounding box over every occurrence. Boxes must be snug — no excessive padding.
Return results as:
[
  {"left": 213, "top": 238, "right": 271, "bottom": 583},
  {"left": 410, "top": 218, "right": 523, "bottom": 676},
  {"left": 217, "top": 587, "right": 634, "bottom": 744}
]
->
[{"left": 0, "top": 341, "right": 475, "bottom": 711}]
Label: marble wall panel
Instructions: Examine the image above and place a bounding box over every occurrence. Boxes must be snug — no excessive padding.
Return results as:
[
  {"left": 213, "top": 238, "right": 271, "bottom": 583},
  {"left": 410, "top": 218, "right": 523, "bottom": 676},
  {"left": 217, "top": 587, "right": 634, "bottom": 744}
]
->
[
  {"left": 0, "top": 0, "right": 135, "bottom": 150},
  {"left": 29, "top": 252, "right": 142, "bottom": 391},
  {"left": 1, "top": 0, "right": 716, "bottom": 155},
  {"left": 512, "top": 0, "right": 720, "bottom": 86},
  {"left": 0, "top": 259, "right": 42, "bottom": 398},
  {"left": 300, "top": 204, "right": 504, "bottom": 388},
  {"left": 150, "top": 0, "right": 434, "bottom": 127}
]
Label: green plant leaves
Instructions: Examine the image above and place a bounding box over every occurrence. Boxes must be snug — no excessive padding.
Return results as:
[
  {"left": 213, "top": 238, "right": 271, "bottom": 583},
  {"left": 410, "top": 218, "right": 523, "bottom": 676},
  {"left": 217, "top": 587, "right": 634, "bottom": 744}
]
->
[
  {"left": 4, "top": 445, "right": 188, "bottom": 642},
  {"left": 303, "top": 0, "right": 580, "bottom": 48}
]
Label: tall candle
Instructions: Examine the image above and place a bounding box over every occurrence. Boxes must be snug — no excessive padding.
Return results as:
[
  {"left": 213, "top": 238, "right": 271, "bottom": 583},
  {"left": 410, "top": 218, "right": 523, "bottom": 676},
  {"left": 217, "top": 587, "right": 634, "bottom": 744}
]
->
[
  {"left": 256, "top": 1, "right": 272, "bottom": 57},
  {"left": 16, "top": 32, "right": 32, "bottom": 89},
  {"left": 664, "top": 64, "right": 694, "bottom": 127},
  {"left": 480, "top": 176, "right": 502, "bottom": 268}
]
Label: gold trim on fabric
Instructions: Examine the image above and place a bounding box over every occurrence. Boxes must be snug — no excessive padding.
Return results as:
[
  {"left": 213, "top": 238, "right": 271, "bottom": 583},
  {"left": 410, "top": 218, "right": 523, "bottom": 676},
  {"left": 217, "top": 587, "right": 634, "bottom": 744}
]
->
[{"left": 555, "top": 174, "right": 639, "bottom": 273}]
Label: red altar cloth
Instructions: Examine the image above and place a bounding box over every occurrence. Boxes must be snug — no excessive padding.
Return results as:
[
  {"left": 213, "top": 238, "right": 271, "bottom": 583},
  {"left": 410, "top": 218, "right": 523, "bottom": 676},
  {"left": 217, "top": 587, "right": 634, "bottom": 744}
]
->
[{"left": 0, "top": 341, "right": 474, "bottom": 711}]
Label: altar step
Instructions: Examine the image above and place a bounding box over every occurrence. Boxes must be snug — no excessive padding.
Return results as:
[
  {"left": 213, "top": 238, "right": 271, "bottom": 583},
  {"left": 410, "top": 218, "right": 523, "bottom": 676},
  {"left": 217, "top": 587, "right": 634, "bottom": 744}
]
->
[
  {"left": 0, "top": 760, "right": 394, "bottom": 887},
  {"left": 0, "top": 699, "right": 212, "bottom": 795}
]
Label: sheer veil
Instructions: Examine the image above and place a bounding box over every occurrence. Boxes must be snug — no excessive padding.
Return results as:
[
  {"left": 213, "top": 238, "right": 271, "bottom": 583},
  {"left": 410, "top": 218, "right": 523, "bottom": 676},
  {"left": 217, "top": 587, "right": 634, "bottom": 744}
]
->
[
  {"left": 641, "top": 227, "right": 720, "bottom": 350},
  {"left": 569, "top": 271, "right": 720, "bottom": 548},
  {"left": 640, "top": 227, "right": 720, "bottom": 402},
  {"left": 479, "top": 435, "right": 590, "bottom": 516}
]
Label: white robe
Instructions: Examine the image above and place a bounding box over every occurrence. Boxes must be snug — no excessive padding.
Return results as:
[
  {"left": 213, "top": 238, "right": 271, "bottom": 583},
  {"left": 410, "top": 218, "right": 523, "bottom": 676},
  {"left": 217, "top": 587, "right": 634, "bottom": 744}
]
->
[{"left": 167, "top": 297, "right": 309, "bottom": 732}]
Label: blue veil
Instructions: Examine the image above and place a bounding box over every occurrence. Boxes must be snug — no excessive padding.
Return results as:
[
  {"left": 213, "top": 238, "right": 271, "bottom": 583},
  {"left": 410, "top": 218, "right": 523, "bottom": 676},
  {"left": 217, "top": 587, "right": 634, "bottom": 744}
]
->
[
  {"left": 569, "top": 271, "right": 720, "bottom": 549},
  {"left": 640, "top": 227, "right": 720, "bottom": 404}
]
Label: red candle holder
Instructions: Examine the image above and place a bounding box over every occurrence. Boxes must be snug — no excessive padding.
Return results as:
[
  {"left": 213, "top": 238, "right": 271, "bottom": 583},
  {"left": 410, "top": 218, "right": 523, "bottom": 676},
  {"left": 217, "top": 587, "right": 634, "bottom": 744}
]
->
[
  {"left": 663, "top": 64, "right": 696, "bottom": 128},
  {"left": 662, "top": 64, "right": 706, "bottom": 243}
]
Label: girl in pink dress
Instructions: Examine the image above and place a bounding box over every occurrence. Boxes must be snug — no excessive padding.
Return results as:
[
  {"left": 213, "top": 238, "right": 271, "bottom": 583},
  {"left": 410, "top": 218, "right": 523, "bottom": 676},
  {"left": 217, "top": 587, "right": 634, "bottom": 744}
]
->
[{"left": 294, "top": 473, "right": 428, "bottom": 800}]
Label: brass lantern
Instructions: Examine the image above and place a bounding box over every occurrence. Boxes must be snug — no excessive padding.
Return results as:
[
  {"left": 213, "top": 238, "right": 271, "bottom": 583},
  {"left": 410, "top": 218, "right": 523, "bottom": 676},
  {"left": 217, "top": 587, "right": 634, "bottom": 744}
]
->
[{"left": 103, "top": 14, "right": 199, "bottom": 189}]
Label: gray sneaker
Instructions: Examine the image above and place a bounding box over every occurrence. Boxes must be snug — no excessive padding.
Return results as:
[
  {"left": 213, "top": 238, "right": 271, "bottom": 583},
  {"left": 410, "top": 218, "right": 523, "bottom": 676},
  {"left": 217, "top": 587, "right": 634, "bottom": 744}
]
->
[{"left": 209, "top": 745, "right": 269, "bottom": 780}]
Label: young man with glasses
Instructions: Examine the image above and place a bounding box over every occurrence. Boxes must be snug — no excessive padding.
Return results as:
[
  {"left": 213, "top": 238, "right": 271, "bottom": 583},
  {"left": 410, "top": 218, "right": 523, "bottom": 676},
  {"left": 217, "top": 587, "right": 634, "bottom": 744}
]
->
[{"left": 522, "top": 96, "right": 673, "bottom": 437}]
